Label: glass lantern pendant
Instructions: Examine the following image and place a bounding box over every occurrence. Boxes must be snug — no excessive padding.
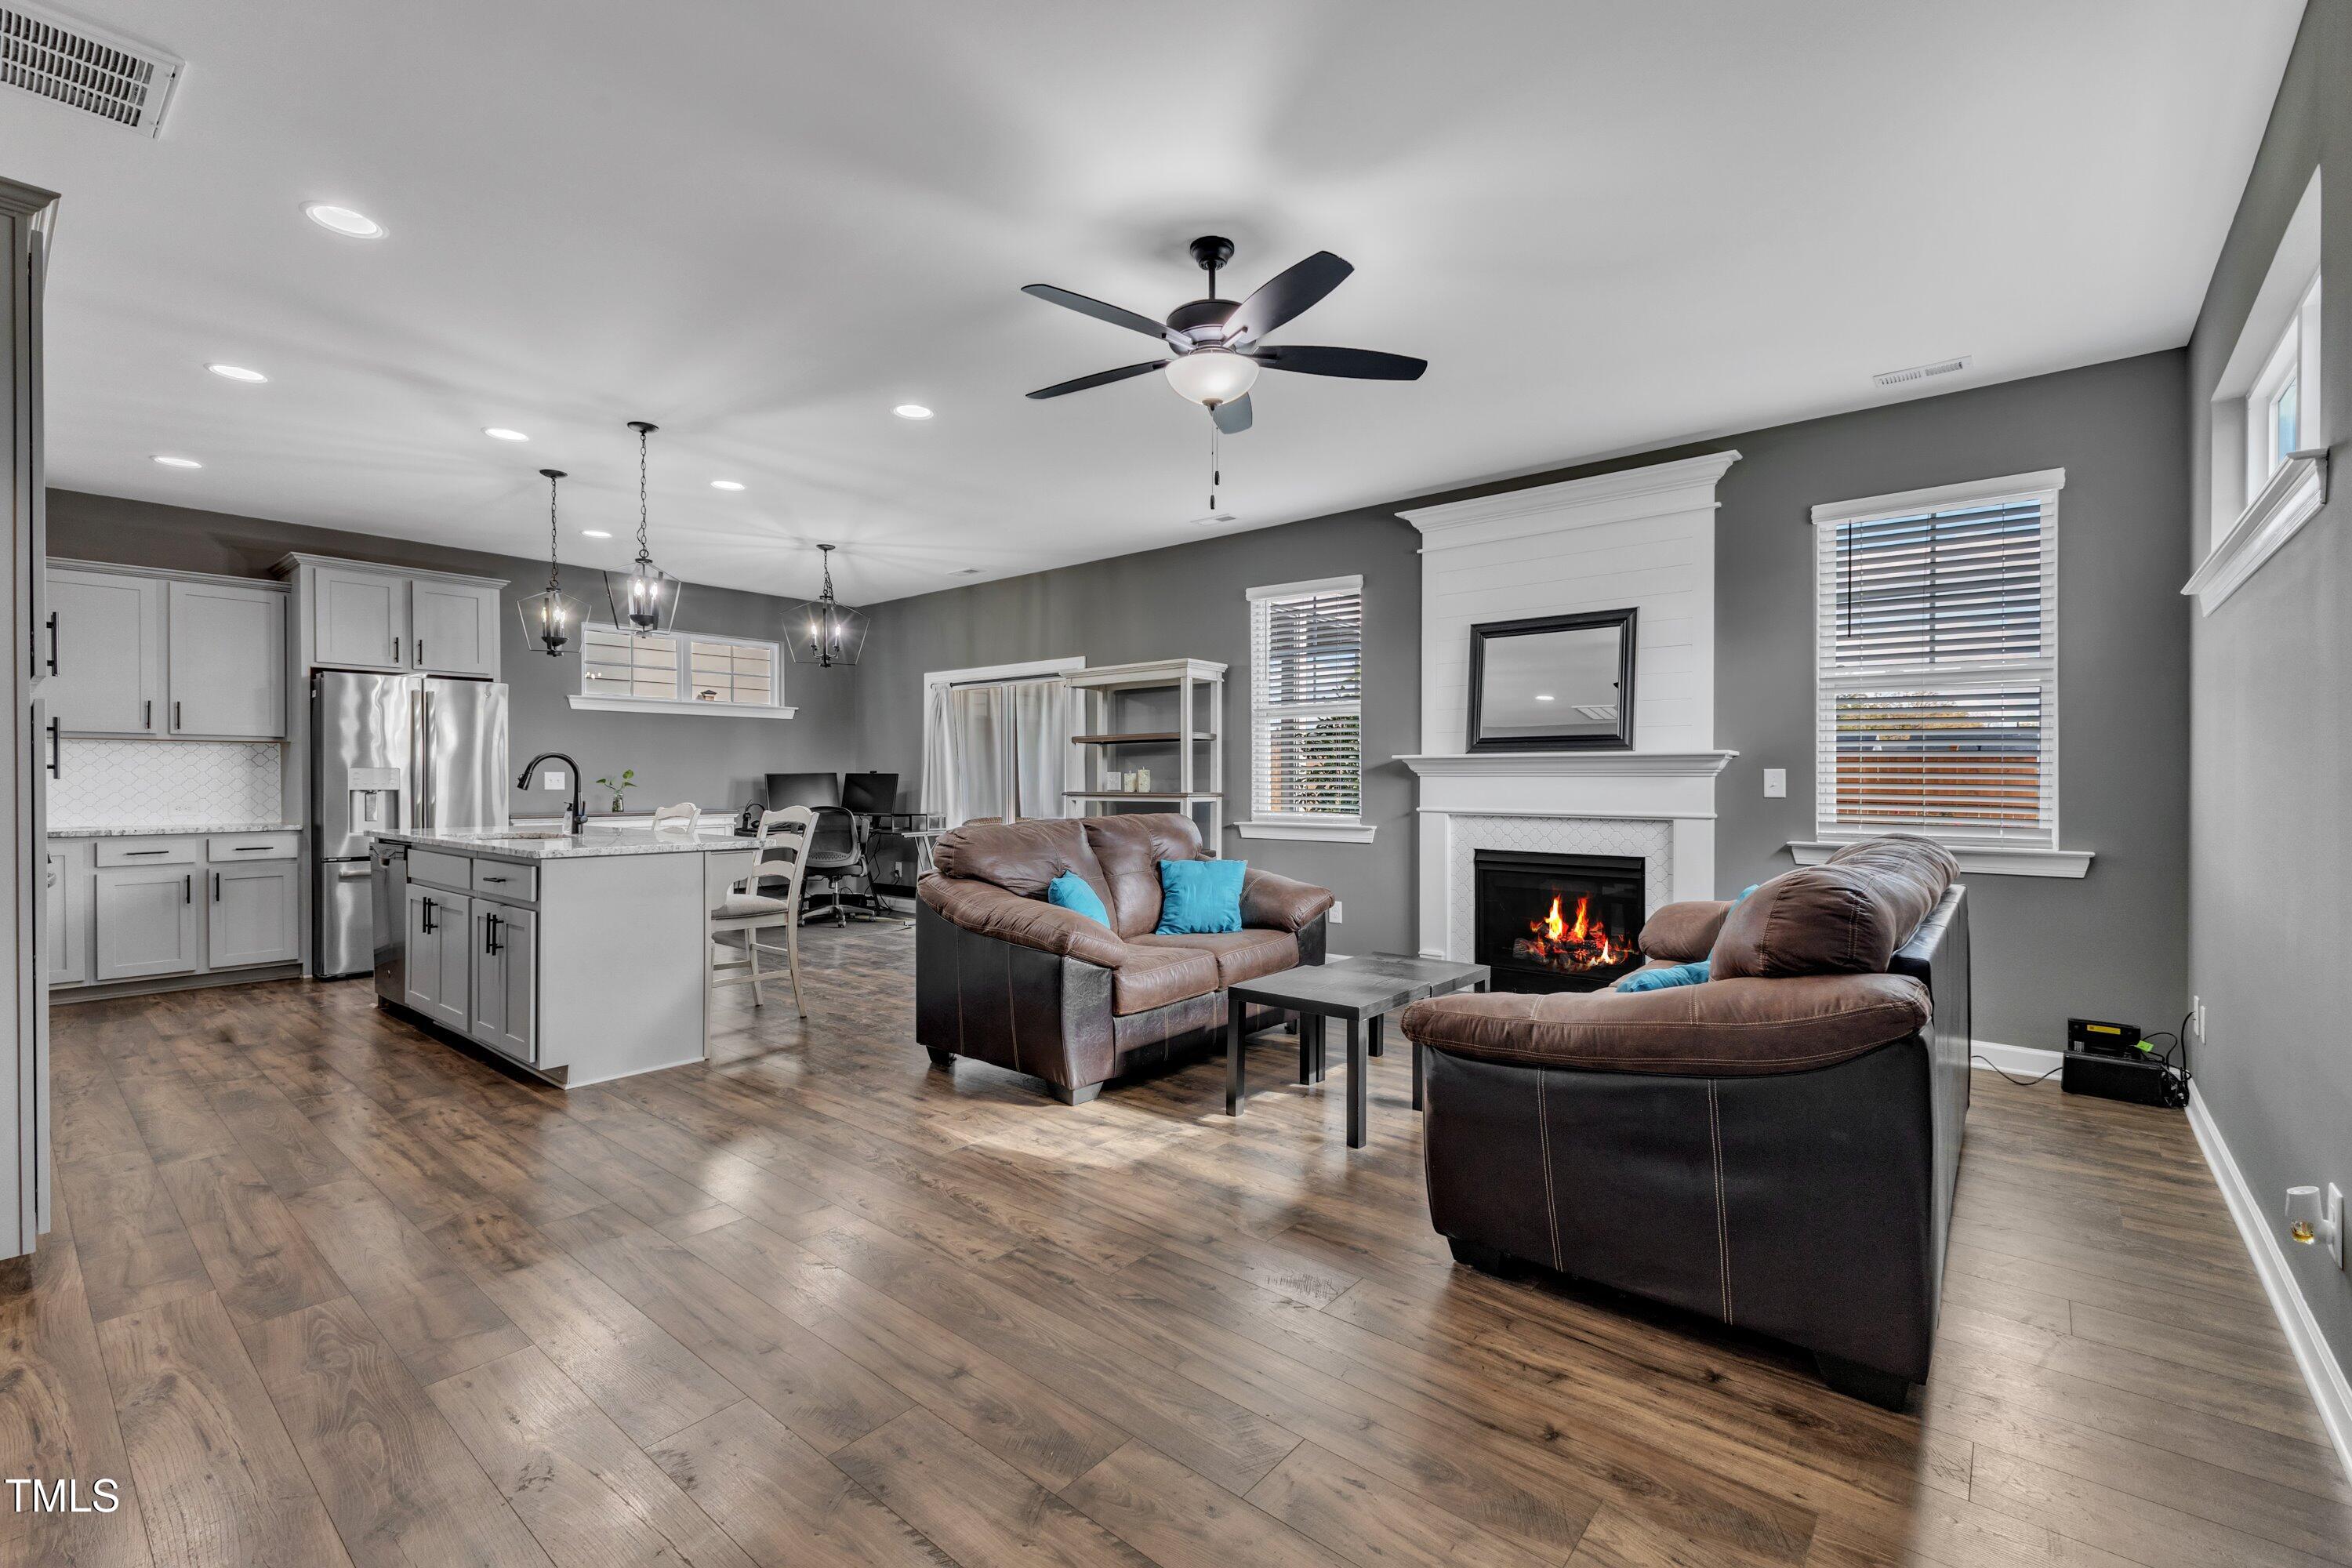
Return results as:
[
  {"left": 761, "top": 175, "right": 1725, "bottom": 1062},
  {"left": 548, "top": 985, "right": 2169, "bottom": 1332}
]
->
[
  {"left": 786, "top": 543, "right": 870, "bottom": 668},
  {"left": 603, "top": 419, "right": 683, "bottom": 635},
  {"left": 517, "top": 467, "right": 590, "bottom": 656}
]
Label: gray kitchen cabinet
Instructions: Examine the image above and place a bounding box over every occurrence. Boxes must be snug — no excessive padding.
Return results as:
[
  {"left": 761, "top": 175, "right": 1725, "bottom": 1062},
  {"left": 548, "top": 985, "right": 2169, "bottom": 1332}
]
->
[
  {"left": 468, "top": 900, "right": 535, "bottom": 1062},
  {"left": 45, "top": 848, "right": 86, "bottom": 987},
  {"left": 93, "top": 863, "right": 201, "bottom": 981},
  {"left": 207, "top": 860, "right": 299, "bottom": 968},
  {"left": 410, "top": 579, "right": 500, "bottom": 677},
  {"left": 168, "top": 580, "right": 286, "bottom": 737},
  {"left": 48, "top": 567, "right": 163, "bottom": 734},
  {"left": 404, "top": 884, "right": 470, "bottom": 1030},
  {"left": 313, "top": 564, "right": 411, "bottom": 670}
]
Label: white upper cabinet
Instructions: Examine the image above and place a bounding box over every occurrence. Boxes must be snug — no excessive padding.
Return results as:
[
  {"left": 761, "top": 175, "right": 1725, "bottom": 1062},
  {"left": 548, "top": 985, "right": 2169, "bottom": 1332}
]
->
[
  {"left": 410, "top": 579, "right": 499, "bottom": 677},
  {"left": 168, "top": 580, "right": 286, "bottom": 738},
  {"left": 312, "top": 564, "right": 412, "bottom": 671},
  {"left": 48, "top": 568, "right": 162, "bottom": 734}
]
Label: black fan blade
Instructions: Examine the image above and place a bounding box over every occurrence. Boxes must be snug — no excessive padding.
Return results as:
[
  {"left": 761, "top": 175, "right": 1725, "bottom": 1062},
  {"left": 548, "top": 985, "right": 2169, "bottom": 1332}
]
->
[
  {"left": 1025, "top": 360, "right": 1168, "bottom": 400},
  {"left": 1212, "top": 394, "right": 1253, "bottom": 434},
  {"left": 1222, "top": 252, "right": 1352, "bottom": 347},
  {"left": 1250, "top": 344, "right": 1427, "bottom": 381},
  {"left": 1022, "top": 285, "right": 1187, "bottom": 351}
]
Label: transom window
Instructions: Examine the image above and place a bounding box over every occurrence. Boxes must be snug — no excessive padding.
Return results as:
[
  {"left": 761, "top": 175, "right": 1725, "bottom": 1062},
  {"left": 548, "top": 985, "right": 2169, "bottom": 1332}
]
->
[
  {"left": 2245, "top": 274, "right": 2321, "bottom": 507},
  {"left": 1247, "top": 576, "right": 1363, "bottom": 822},
  {"left": 582, "top": 625, "right": 780, "bottom": 708},
  {"left": 1813, "top": 472, "right": 2062, "bottom": 850}
]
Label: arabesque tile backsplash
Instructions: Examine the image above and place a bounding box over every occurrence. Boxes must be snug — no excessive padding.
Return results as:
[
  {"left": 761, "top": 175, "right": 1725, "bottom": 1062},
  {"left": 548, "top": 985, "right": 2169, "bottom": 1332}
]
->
[{"left": 51, "top": 739, "right": 285, "bottom": 828}]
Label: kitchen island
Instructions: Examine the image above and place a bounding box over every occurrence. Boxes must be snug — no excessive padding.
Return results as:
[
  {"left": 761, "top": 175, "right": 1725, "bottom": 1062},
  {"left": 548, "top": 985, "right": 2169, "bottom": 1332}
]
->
[{"left": 372, "top": 824, "right": 765, "bottom": 1086}]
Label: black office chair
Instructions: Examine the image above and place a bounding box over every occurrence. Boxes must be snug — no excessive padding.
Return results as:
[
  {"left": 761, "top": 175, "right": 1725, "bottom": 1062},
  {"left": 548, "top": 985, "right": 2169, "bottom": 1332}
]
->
[{"left": 800, "top": 804, "right": 877, "bottom": 925}]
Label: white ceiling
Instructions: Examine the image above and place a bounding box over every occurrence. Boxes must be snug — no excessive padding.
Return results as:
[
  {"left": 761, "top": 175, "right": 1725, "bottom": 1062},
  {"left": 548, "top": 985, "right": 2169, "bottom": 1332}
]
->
[{"left": 3, "top": 1, "right": 2303, "bottom": 604}]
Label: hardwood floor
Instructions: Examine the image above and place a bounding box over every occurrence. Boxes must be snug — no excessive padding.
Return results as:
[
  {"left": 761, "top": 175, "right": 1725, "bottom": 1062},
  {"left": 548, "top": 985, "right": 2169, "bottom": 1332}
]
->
[{"left": 5, "top": 922, "right": 2345, "bottom": 1568}]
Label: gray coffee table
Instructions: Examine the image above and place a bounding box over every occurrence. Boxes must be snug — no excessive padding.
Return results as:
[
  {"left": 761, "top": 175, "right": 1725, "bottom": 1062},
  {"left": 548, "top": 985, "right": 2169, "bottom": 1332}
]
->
[{"left": 1225, "top": 953, "right": 1490, "bottom": 1147}]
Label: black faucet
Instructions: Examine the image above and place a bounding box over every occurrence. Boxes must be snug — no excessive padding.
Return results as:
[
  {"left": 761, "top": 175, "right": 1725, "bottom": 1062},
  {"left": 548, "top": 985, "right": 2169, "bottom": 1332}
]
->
[{"left": 517, "top": 752, "right": 586, "bottom": 834}]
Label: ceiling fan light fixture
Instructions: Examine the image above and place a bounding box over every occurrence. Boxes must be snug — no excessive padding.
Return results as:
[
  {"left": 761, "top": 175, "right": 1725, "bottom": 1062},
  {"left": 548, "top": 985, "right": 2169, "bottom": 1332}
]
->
[{"left": 1163, "top": 350, "right": 1259, "bottom": 408}]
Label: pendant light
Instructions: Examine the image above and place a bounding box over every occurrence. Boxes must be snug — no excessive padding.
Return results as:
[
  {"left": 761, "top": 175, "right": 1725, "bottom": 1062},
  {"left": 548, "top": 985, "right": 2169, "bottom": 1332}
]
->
[
  {"left": 786, "top": 543, "right": 869, "bottom": 668},
  {"left": 517, "top": 468, "right": 589, "bottom": 656},
  {"left": 602, "top": 419, "right": 682, "bottom": 635}
]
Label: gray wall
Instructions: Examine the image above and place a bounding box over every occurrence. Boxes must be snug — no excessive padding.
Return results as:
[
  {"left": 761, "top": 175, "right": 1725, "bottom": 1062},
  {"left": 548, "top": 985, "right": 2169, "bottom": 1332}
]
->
[
  {"left": 868, "top": 350, "right": 2193, "bottom": 1044},
  {"left": 2184, "top": 2, "right": 2352, "bottom": 1366},
  {"left": 47, "top": 490, "right": 862, "bottom": 820}
]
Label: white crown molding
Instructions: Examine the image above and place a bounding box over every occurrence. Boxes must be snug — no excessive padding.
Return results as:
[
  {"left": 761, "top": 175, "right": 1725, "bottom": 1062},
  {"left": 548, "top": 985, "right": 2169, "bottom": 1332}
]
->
[
  {"left": 2183, "top": 449, "right": 2329, "bottom": 615},
  {"left": 1810, "top": 466, "right": 2065, "bottom": 526},
  {"left": 1786, "top": 840, "right": 2090, "bottom": 878},
  {"left": 2189, "top": 1083, "right": 2352, "bottom": 1486},
  {"left": 1398, "top": 450, "right": 1742, "bottom": 546},
  {"left": 271, "top": 550, "right": 508, "bottom": 589},
  {"left": 1400, "top": 750, "right": 1737, "bottom": 779}
]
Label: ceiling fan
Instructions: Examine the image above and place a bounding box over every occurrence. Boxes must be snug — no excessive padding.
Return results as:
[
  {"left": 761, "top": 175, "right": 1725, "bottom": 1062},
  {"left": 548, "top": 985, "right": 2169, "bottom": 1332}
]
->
[{"left": 1022, "top": 235, "right": 1427, "bottom": 434}]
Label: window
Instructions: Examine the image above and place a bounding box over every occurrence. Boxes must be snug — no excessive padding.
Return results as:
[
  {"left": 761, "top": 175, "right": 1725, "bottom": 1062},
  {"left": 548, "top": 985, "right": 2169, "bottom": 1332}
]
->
[
  {"left": 1243, "top": 576, "right": 1368, "bottom": 840},
  {"left": 579, "top": 625, "right": 781, "bottom": 709},
  {"left": 2245, "top": 279, "right": 2320, "bottom": 507},
  {"left": 1813, "top": 472, "right": 2061, "bottom": 852}
]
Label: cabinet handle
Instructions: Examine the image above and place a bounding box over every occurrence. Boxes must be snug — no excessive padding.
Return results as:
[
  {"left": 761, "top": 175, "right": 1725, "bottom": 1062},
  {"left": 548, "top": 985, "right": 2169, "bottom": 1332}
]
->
[
  {"left": 44, "top": 612, "right": 56, "bottom": 675},
  {"left": 484, "top": 911, "right": 501, "bottom": 956},
  {"left": 122, "top": 849, "right": 166, "bottom": 856},
  {"left": 232, "top": 844, "right": 270, "bottom": 852},
  {"left": 419, "top": 895, "right": 436, "bottom": 933},
  {"left": 45, "top": 717, "right": 59, "bottom": 778},
  {"left": 212, "top": 871, "right": 220, "bottom": 902},
  {"left": 144, "top": 699, "right": 152, "bottom": 730},
  {"left": 172, "top": 699, "right": 182, "bottom": 731},
  {"left": 416, "top": 640, "right": 425, "bottom": 666},
  {"left": 183, "top": 873, "right": 191, "bottom": 905},
  {"left": 392, "top": 637, "right": 401, "bottom": 664}
]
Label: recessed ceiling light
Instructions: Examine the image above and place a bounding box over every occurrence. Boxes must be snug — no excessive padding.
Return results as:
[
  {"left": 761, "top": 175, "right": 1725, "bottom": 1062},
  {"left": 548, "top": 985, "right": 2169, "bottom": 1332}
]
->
[
  {"left": 151, "top": 455, "right": 203, "bottom": 469},
  {"left": 709, "top": 479, "right": 745, "bottom": 491},
  {"left": 892, "top": 404, "right": 934, "bottom": 420},
  {"left": 483, "top": 427, "right": 529, "bottom": 442},
  {"left": 206, "top": 363, "right": 268, "bottom": 383},
  {"left": 1533, "top": 693, "right": 1555, "bottom": 702},
  {"left": 581, "top": 529, "right": 612, "bottom": 539},
  {"left": 303, "top": 202, "right": 386, "bottom": 239}
]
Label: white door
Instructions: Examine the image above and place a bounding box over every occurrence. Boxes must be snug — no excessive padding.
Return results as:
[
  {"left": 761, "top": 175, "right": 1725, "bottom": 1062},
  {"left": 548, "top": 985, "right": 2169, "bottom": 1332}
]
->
[
  {"left": 93, "top": 865, "right": 200, "bottom": 981},
  {"left": 410, "top": 580, "right": 499, "bottom": 677},
  {"left": 44, "top": 851, "right": 84, "bottom": 986},
  {"left": 207, "top": 861, "right": 297, "bottom": 968},
  {"left": 470, "top": 903, "right": 533, "bottom": 1062},
  {"left": 168, "top": 581, "right": 285, "bottom": 737},
  {"left": 48, "top": 569, "right": 162, "bottom": 733},
  {"left": 314, "top": 566, "right": 410, "bottom": 670}
]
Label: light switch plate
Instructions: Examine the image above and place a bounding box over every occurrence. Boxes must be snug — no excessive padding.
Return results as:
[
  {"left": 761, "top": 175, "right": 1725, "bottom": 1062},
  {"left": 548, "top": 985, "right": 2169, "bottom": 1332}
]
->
[
  {"left": 1330, "top": 901, "right": 1344, "bottom": 924},
  {"left": 2332, "top": 1184, "right": 2346, "bottom": 1269},
  {"left": 1763, "top": 768, "right": 1787, "bottom": 799},
  {"left": 542, "top": 770, "right": 567, "bottom": 790}
]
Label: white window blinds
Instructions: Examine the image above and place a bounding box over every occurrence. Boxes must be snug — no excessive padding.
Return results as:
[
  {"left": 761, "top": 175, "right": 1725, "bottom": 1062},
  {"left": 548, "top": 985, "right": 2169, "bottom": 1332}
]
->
[
  {"left": 1249, "top": 576, "right": 1363, "bottom": 820},
  {"left": 1813, "top": 474, "right": 2060, "bottom": 848}
]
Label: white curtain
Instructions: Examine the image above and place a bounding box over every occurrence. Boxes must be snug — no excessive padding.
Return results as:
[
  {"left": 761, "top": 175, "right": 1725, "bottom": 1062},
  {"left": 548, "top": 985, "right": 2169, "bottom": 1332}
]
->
[
  {"left": 919, "top": 681, "right": 954, "bottom": 820},
  {"left": 1007, "top": 678, "right": 1068, "bottom": 821},
  {"left": 922, "top": 676, "right": 1067, "bottom": 826},
  {"left": 947, "top": 684, "right": 1007, "bottom": 825}
]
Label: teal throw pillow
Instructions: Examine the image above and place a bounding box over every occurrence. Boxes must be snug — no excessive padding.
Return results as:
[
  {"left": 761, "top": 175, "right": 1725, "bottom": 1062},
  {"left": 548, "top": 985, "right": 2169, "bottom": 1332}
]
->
[
  {"left": 1617, "top": 959, "right": 1711, "bottom": 993},
  {"left": 1155, "top": 858, "right": 1247, "bottom": 935},
  {"left": 1046, "top": 872, "right": 1111, "bottom": 926}
]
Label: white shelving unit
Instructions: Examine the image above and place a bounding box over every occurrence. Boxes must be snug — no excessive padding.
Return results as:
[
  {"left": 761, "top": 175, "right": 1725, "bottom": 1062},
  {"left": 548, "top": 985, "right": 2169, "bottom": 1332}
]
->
[{"left": 1063, "top": 658, "right": 1227, "bottom": 854}]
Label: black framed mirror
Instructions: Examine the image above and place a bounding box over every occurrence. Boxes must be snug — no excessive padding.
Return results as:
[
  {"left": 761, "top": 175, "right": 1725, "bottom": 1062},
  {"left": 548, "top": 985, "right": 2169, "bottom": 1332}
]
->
[{"left": 1466, "top": 608, "right": 1637, "bottom": 751}]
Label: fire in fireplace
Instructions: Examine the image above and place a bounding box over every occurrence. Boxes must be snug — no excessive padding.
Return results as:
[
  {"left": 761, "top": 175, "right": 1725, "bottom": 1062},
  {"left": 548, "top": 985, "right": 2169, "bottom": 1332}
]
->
[{"left": 1472, "top": 849, "right": 1646, "bottom": 993}]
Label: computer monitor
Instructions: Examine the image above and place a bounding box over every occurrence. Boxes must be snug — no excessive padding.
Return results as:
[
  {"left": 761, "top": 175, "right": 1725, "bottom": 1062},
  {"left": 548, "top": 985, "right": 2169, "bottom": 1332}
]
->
[
  {"left": 764, "top": 771, "right": 839, "bottom": 810},
  {"left": 840, "top": 771, "right": 898, "bottom": 815}
]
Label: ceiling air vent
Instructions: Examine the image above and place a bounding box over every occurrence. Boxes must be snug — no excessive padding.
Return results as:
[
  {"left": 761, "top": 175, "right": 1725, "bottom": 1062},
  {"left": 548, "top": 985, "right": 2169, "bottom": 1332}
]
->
[
  {"left": 1, "top": 3, "right": 181, "bottom": 136},
  {"left": 1872, "top": 355, "right": 1973, "bottom": 389}
]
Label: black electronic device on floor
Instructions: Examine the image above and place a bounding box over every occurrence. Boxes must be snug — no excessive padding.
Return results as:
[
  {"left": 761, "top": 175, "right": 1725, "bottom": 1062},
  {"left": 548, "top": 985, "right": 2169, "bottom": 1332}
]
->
[{"left": 2061, "top": 1016, "right": 2187, "bottom": 1108}]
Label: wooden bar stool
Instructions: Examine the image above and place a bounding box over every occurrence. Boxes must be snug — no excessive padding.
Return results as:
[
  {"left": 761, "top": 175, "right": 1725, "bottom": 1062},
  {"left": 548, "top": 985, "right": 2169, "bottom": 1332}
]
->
[{"left": 707, "top": 805, "right": 814, "bottom": 1024}]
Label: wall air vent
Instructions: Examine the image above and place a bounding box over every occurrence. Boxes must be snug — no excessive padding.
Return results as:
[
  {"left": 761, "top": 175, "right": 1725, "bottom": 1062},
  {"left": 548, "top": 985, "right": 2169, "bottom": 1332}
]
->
[
  {"left": 1872, "top": 355, "right": 1973, "bottom": 389},
  {"left": 1, "top": 3, "right": 181, "bottom": 136}
]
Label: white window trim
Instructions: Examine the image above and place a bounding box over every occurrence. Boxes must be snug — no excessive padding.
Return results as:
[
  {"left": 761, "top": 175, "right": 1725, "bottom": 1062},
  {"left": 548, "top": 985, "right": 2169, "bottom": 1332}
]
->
[
  {"left": 571, "top": 622, "right": 796, "bottom": 717},
  {"left": 1809, "top": 470, "right": 2092, "bottom": 877},
  {"left": 1240, "top": 573, "right": 1373, "bottom": 843}
]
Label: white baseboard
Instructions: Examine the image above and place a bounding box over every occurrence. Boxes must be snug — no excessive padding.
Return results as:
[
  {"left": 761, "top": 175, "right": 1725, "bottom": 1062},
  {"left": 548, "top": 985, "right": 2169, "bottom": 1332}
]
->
[
  {"left": 1969, "top": 1039, "right": 2063, "bottom": 1080},
  {"left": 2187, "top": 1083, "right": 2352, "bottom": 1486}
]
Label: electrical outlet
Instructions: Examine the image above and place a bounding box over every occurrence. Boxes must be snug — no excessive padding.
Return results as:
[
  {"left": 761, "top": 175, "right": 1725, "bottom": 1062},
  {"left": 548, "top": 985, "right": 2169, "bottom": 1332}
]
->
[
  {"left": 543, "top": 770, "right": 567, "bottom": 791},
  {"left": 1330, "top": 902, "right": 1344, "bottom": 925},
  {"left": 1762, "top": 768, "right": 1787, "bottom": 799},
  {"left": 2192, "top": 995, "right": 2206, "bottom": 1041}
]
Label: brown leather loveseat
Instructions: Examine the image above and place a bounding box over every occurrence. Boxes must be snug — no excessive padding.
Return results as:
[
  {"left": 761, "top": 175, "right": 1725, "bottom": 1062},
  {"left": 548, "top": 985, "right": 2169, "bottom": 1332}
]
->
[
  {"left": 1399, "top": 835, "right": 1969, "bottom": 1408},
  {"left": 916, "top": 814, "right": 1334, "bottom": 1104}
]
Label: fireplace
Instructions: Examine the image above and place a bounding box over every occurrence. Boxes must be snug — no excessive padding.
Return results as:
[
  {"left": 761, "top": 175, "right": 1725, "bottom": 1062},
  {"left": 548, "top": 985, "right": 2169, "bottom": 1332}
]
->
[{"left": 1472, "top": 849, "right": 1646, "bottom": 993}]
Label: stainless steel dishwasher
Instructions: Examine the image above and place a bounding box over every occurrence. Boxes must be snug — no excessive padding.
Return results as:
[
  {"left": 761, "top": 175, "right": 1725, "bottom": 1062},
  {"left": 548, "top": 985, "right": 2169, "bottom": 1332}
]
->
[{"left": 371, "top": 842, "right": 407, "bottom": 1004}]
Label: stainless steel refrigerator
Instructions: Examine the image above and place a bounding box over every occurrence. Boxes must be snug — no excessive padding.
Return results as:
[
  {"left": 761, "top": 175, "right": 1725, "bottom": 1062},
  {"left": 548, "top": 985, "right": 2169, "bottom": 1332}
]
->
[{"left": 312, "top": 671, "right": 509, "bottom": 978}]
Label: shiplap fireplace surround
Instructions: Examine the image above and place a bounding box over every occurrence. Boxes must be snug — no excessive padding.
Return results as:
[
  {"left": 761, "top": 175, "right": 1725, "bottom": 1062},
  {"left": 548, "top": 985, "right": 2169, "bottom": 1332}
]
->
[{"left": 1398, "top": 452, "right": 1740, "bottom": 962}]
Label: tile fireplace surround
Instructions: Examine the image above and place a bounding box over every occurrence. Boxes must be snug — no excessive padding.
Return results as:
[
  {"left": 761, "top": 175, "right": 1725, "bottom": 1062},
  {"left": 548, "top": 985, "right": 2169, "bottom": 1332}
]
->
[{"left": 1398, "top": 452, "right": 1740, "bottom": 963}]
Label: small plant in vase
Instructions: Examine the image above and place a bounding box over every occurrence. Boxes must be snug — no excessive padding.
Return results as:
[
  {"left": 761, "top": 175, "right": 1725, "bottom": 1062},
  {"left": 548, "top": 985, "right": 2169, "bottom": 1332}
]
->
[{"left": 595, "top": 768, "right": 637, "bottom": 815}]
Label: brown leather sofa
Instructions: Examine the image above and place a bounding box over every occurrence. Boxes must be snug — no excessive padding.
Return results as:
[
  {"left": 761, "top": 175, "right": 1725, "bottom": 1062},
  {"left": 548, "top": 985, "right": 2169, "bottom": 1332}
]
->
[
  {"left": 916, "top": 814, "right": 1334, "bottom": 1104},
  {"left": 1399, "top": 836, "right": 1970, "bottom": 1408}
]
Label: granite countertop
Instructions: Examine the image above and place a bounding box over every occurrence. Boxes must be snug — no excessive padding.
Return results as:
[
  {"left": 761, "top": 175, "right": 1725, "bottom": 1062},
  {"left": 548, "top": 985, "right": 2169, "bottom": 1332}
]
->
[
  {"left": 50, "top": 822, "right": 301, "bottom": 839},
  {"left": 374, "top": 826, "right": 752, "bottom": 860}
]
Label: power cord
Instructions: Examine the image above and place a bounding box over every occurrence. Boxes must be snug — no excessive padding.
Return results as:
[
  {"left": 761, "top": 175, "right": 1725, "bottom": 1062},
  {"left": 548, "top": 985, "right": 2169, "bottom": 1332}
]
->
[{"left": 1971, "top": 1054, "right": 2062, "bottom": 1087}]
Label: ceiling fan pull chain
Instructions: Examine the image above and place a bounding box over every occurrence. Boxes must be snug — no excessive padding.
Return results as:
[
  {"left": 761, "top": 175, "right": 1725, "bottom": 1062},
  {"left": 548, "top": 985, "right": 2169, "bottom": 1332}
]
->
[{"left": 1209, "top": 418, "right": 1220, "bottom": 510}]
